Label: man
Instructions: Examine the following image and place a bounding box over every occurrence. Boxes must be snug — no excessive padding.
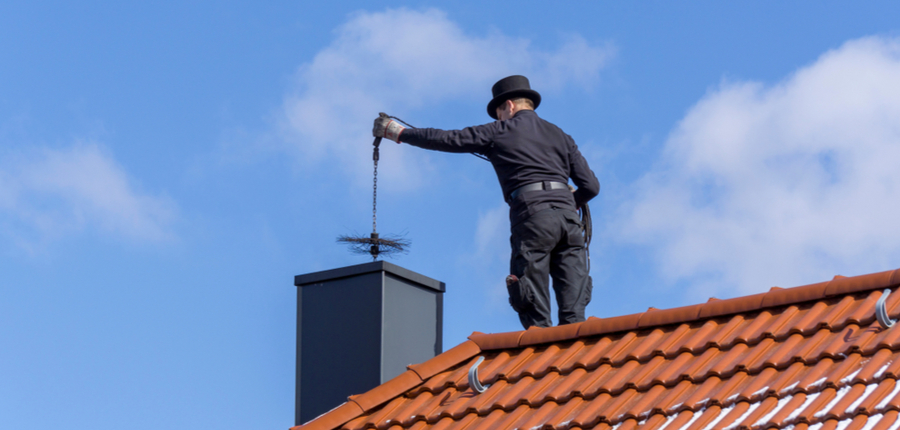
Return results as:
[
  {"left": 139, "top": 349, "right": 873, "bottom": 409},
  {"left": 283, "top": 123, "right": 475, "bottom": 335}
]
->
[{"left": 373, "top": 75, "right": 600, "bottom": 329}]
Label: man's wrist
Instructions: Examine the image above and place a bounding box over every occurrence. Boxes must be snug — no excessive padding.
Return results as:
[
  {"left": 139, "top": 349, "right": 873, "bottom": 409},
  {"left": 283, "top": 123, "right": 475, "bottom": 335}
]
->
[{"left": 384, "top": 120, "right": 404, "bottom": 142}]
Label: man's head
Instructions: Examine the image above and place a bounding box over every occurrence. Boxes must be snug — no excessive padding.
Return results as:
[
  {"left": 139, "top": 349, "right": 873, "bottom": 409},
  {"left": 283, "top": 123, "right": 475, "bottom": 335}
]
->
[
  {"left": 487, "top": 75, "right": 541, "bottom": 120},
  {"left": 495, "top": 97, "right": 535, "bottom": 121}
]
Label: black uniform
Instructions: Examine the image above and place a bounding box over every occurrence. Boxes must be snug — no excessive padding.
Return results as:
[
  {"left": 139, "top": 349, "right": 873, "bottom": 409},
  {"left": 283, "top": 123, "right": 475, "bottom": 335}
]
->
[{"left": 400, "top": 109, "right": 600, "bottom": 328}]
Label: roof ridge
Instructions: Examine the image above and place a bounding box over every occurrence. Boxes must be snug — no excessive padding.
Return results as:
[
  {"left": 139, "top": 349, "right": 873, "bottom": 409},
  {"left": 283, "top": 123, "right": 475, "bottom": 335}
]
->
[{"left": 468, "top": 268, "right": 900, "bottom": 351}]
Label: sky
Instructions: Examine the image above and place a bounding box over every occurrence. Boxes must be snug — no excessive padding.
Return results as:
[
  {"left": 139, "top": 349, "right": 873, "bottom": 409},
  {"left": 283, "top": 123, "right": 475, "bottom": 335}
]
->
[{"left": 3, "top": 2, "right": 900, "bottom": 429}]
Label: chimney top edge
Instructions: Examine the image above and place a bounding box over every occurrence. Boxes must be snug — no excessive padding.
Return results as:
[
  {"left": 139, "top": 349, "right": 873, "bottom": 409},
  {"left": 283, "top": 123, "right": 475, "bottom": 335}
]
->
[{"left": 294, "top": 261, "right": 445, "bottom": 292}]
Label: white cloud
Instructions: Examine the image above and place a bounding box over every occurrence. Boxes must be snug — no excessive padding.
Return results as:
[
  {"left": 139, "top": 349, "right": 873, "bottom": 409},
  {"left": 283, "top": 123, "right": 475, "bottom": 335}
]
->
[
  {"left": 281, "top": 8, "right": 614, "bottom": 190},
  {"left": 462, "top": 204, "right": 511, "bottom": 313},
  {"left": 0, "top": 142, "right": 176, "bottom": 249},
  {"left": 617, "top": 36, "right": 900, "bottom": 297}
]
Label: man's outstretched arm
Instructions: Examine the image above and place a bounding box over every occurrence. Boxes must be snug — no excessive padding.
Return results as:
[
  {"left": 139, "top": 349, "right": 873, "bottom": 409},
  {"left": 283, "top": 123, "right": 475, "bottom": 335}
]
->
[{"left": 373, "top": 114, "right": 500, "bottom": 154}]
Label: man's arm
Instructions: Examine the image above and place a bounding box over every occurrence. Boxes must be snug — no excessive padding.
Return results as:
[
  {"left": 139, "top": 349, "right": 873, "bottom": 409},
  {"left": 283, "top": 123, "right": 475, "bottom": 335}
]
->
[
  {"left": 567, "top": 137, "right": 600, "bottom": 208},
  {"left": 373, "top": 114, "right": 500, "bottom": 154},
  {"left": 400, "top": 124, "right": 499, "bottom": 154}
]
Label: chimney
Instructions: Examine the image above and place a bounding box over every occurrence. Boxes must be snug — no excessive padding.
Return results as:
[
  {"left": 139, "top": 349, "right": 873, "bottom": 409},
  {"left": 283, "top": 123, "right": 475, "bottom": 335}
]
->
[{"left": 293, "top": 261, "right": 444, "bottom": 425}]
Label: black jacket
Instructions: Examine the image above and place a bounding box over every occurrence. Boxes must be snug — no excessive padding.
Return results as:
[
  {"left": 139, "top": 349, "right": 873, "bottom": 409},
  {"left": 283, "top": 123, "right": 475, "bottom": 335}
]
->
[{"left": 400, "top": 110, "right": 600, "bottom": 225}]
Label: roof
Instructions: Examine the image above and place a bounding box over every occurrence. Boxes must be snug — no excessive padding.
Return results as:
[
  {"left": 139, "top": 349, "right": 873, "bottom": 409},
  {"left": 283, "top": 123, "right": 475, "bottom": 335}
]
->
[{"left": 294, "top": 268, "right": 900, "bottom": 430}]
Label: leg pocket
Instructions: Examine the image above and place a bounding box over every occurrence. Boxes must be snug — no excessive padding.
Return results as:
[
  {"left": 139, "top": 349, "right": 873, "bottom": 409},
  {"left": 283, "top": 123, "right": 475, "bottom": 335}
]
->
[
  {"left": 583, "top": 276, "right": 593, "bottom": 307},
  {"left": 507, "top": 275, "right": 535, "bottom": 313}
]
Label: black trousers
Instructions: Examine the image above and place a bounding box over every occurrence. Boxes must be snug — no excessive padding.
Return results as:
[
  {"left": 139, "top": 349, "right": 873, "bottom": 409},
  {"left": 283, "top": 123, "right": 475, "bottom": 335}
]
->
[{"left": 507, "top": 207, "right": 592, "bottom": 328}]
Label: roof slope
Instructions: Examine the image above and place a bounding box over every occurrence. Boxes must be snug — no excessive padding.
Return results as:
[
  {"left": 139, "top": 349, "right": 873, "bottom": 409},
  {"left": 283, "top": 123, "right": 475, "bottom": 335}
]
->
[{"left": 295, "top": 268, "right": 900, "bottom": 430}]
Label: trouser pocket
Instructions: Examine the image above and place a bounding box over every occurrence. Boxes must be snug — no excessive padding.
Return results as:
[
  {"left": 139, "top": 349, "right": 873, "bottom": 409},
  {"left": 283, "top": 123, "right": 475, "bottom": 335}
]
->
[
  {"left": 584, "top": 276, "right": 593, "bottom": 307},
  {"left": 507, "top": 275, "right": 535, "bottom": 314}
]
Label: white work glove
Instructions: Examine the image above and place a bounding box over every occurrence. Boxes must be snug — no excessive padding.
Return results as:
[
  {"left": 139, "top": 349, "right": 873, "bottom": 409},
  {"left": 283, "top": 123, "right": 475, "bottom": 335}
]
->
[{"left": 372, "top": 114, "right": 405, "bottom": 143}]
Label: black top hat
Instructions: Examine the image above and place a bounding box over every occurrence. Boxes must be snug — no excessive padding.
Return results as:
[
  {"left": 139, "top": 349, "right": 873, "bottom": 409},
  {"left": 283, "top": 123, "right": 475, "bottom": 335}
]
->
[{"left": 487, "top": 75, "right": 542, "bottom": 119}]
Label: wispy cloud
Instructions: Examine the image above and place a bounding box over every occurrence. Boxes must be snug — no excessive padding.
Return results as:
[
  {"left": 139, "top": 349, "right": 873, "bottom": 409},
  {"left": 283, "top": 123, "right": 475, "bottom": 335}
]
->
[
  {"left": 617, "top": 36, "right": 900, "bottom": 297},
  {"left": 280, "top": 8, "right": 615, "bottom": 190},
  {"left": 464, "top": 204, "right": 511, "bottom": 312},
  {"left": 0, "top": 142, "right": 176, "bottom": 250}
]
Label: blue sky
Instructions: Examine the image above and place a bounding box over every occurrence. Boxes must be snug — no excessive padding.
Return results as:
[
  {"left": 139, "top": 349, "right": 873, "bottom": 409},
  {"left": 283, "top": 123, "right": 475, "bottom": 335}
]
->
[{"left": 3, "top": 2, "right": 900, "bottom": 429}]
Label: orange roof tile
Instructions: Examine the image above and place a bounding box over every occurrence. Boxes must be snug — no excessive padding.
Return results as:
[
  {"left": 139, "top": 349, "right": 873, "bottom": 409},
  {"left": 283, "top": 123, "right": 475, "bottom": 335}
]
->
[{"left": 293, "top": 268, "right": 900, "bottom": 430}]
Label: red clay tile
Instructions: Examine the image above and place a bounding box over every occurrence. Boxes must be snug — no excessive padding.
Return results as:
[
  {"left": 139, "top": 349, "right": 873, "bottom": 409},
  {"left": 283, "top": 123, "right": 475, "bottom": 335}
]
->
[
  {"left": 577, "top": 312, "right": 642, "bottom": 337},
  {"left": 873, "top": 410, "right": 900, "bottom": 430},
  {"left": 408, "top": 340, "right": 480, "bottom": 381},
  {"left": 572, "top": 335, "right": 614, "bottom": 369},
  {"left": 873, "top": 320, "right": 900, "bottom": 351},
  {"left": 518, "top": 344, "right": 563, "bottom": 377},
  {"left": 614, "top": 418, "right": 640, "bottom": 430},
  {"left": 651, "top": 351, "right": 696, "bottom": 385},
  {"left": 544, "top": 367, "right": 588, "bottom": 402},
  {"left": 657, "top": 409, "right": 700, "bottom": 430},
  {"left": 605, "top": 332, "right": 642, "bottom": 364},
  {"left": 792, "top": 301, "right": 832, "bottom": 334},
  {"left": 641, "top": 414, "right": 669, "bottom": 430},
  {"left": 543, "top": 396, "right": 585, "bottom": 428},
  {"left": 490, "top": 347, "right": 535, "bottom": 380},
  {"left": 638, "top": 303, "right": 704, "bottom": 328},
  {"left": 547, "top": 339, "right": 586, "bottom": 373},
  {"left": 794, "top": 328, "right": 834, "bottom": 362},
  {"left": 602, "top": 387, "right": 641, "bottom": 422},
  {"left": 766, "top": 305, "right": 802, "bottom": 337},
  {"left": 654, "top": 324, "right": 693, "bottom": 355},
  {"left": 621, "top": 328, "right": 666, "bottom": 360},
  {"left": 628, "top": 355, "right": 667, "bottom": 390},
  {"left": 698, "top": 292, "right": 766, "bottom": 319},
  {"left": 706, "top": 315, "right": 747, "bottom": 348},
  {"left": 594, "top": 360, "right": 642, "bottom": 394},
  {"left": 467, "top": 330, "right": 522, "bottom": 350},
  {"left": 678, "top": 320, "right": 720, "bottom": 353},
  {"left": 820, "top": 295, "right": 859, "bottom": 329},
  {"left": 762, "top": 282, "right": 826, "bottom": 308},
  {"left": 518, "top": 323, "right": 581, "bottom": 346},
  {"left": 350, "top": 371, "right": 424, "bottom": 412},
  {"left": 827, "top": 270, "right": 894, "bottom": 297},
  {"left": 571, "top": 392, "right": 613, "bottom": 427},
  {"left": 625, "top": 383, "right": 668, "bottom": 420},
  {"left": 738, "top": 310, "right": 778, "bottom": 345},
  {"left": 295, "top": 401, "right": 364, "bottom": 430},
  {"left": 767, "top": 393, "right": 810, "bottom": 426},
  {"left": 847, "top": 290, "right": 882, "bottom": 325}
]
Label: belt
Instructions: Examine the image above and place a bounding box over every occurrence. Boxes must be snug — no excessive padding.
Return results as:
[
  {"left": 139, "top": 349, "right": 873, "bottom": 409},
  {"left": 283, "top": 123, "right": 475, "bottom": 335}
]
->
[{"left": 508, "top": 181, "right": 569, "bottom": 201}]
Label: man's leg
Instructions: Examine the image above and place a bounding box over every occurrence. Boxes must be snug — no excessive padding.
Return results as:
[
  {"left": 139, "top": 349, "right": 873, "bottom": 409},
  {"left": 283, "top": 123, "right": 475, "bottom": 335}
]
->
[
  {"left": 508, "top": 210, "right": 558, "bottom": 329},
  {"left": 550, "top": 210, "right": 592, "bottom": 325}
]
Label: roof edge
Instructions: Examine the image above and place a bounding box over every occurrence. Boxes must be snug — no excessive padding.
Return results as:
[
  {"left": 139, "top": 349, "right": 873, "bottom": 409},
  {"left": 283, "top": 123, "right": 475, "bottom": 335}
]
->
[{"left": 465, "top": 267, "right": 900, "bottom": 352}]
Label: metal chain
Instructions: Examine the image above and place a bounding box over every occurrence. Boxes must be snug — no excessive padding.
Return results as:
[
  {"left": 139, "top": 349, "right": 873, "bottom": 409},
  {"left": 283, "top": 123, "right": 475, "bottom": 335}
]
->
[{"left": 372, "top": 140, "right": 379, "bottom": 233}]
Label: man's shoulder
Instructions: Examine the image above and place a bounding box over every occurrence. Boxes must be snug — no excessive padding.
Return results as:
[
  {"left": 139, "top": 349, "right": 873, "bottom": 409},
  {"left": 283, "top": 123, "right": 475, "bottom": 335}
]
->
[{"left": 520, "top": 111, "right": 571, "bottom": 137}]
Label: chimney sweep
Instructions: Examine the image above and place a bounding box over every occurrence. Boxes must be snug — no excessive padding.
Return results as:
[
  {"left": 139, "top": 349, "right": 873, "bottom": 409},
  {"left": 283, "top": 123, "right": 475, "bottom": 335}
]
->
[{"left": 373, "top": 75, "right": 600, "bottom": 329}]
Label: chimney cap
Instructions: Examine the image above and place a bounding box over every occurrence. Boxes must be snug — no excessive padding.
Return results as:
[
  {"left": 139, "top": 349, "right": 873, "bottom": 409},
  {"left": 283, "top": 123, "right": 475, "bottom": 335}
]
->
[{"left": 294, "top": 260, "right": 445, "bottom": 292}]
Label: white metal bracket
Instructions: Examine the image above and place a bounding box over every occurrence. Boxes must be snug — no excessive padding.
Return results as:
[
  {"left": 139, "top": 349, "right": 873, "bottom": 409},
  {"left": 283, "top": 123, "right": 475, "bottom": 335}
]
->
[
  {"left": 468, "top": 356, "right": 489, "bottom": 393},
  {"left": 876, "top": 288, "right": 895, "bottom": 328}
]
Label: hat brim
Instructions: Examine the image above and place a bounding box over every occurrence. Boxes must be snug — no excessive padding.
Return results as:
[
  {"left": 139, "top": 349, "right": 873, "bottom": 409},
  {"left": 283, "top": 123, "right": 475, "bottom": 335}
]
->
[{"left": 487, "top": 89, "right": 542, "bottom": 119}]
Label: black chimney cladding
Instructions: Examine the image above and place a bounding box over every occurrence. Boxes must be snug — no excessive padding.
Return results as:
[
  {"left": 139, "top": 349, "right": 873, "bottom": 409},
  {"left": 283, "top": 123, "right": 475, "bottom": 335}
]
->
[{"left": 294, "top": 261, "right": 445, "bottom": 425}]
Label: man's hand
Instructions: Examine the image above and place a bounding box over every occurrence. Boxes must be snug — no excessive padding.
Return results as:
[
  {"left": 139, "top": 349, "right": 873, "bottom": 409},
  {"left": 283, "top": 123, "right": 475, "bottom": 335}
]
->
[{"left": 373, "top": 113, "right": 405, "bottom": 143}]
